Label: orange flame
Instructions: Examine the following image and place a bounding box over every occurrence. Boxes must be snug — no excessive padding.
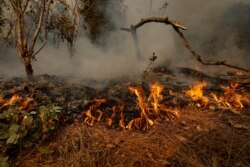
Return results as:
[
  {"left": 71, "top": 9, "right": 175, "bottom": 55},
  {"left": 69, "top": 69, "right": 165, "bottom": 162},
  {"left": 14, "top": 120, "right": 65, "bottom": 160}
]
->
[
  {"left": 211, "top": 83, "right": 250, "bottom": 110},
  {"left": 186, "top": 82, "right": 209, "bottom": 105},
  {"left": 84, "top": 98, "right": 106, "bottom": 126},
  {"left": 0, "top": 94, "right": 20, "bottom": 110},
  {"left": 106, "top": 106, "right": 117, "bottom": 128},
  {"left": 148, "top": 82, "right": 164, "bottom": 114},
  {"left": 8, "top": 94, "right": 20, "bottom": 105},
  {"left": 84, "top": 107, "right": 96, "bottom": 126},
  {"left": 0, "top": 97, "right": 5, "bottom": 104},
  {"left": 19, "top": 98, "right": 33, "bottom": 110},
  {"left": 118, "top": 104, "right": 125, "bottom": 130},
  {"left": 129, "top": 86, "right": 154, "bottom": 126}
]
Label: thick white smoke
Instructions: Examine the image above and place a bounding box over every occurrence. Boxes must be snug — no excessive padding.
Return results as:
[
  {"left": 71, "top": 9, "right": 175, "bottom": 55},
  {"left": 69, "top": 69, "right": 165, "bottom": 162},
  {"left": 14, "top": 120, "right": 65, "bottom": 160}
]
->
[{"left": 0, "top": 0, "right": 249, "bottom": 78}]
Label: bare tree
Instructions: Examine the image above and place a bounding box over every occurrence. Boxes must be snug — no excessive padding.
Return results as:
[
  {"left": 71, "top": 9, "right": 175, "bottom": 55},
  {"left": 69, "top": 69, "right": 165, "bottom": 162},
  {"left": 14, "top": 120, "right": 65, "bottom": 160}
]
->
[{"left": 9, "top": 0, "right": 53, "bottom": 80}]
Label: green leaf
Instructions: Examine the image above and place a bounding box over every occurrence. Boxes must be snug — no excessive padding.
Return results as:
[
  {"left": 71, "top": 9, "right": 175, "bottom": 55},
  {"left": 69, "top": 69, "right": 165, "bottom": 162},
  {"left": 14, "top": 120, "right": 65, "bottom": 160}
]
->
[
  {"left": 23, "top": 116, "right": 33, "bottom": 125},
  {"left": 52, "top": 106, "right": 62, "bottom": 113},
  {"left": 9, "top": 124, "right": 19, "bottom": 134},
  {"left": 38, "top": 147, "right": 54, "bottom": 154},
  {"left": 49, "top": 125, "right": 55, "bottom": 130},
  {"left": 0, "top": 160, "right": 9, "bottom": 167},
  {"left": 0, "top": 156, "right": 8, "bottom": 162},
  {"left": 0, "top": 131, "right": 9, "bottom": 140},
  {"left": 30, "top": 111, "right": 37, "bottom": 115},
  {"left": 30, "top": 131, "right": 42, "bottom": 141},
  {"left": 6, "top": 133, "right": 17, "bottom": 144}
]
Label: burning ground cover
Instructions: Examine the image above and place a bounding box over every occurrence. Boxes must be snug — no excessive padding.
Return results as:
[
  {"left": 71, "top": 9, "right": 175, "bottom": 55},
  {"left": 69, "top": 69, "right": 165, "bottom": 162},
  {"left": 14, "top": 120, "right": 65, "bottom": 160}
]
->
[{"left": 0, "top": 68, "right": 250, "bottom": 166}]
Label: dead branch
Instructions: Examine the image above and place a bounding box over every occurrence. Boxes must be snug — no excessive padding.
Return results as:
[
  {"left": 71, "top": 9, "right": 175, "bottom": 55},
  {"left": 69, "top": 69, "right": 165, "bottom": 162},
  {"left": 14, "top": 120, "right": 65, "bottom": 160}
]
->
[
  {"left": 172, "top": 27, "right": 250, "bottom": 72},
  {"left": 121, "top": 17, "right": 187, "bottom": 32},
  {"left": 121, "top": 17, "right": 249, "bottom": 73}
]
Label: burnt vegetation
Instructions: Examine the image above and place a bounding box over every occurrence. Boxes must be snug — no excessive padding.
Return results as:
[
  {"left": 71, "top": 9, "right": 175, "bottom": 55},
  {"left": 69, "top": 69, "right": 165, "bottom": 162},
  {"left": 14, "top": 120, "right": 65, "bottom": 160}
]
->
[{"left": 0, "top": 1, "right": 250, "bottom": 167}]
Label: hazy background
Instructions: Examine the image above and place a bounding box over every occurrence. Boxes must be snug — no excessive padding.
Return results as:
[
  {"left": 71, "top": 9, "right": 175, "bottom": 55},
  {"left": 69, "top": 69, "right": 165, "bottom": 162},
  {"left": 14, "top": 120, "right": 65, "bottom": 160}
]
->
[{"left": 0, "top": 0, "right": 249, "bottom": 78}]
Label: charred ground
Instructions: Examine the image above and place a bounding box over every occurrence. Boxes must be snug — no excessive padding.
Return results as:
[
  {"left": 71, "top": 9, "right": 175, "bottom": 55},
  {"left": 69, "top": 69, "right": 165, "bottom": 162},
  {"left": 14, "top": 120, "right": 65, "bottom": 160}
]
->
[{"left": 0, "top": 66, "right": 249, "bottom": 167}]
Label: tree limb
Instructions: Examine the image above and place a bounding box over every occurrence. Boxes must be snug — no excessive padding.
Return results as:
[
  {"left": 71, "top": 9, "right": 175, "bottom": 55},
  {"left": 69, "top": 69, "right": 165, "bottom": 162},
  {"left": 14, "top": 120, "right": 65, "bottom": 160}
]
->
[
  {"left": 121, "top": 17, "right": 249, "bottom": 73},
  {"left": 32, "top": 0, "right": 52, "bottom": 58},
  {"left": 172, "top": 26, "right": 250, "bottom": 72},
  {"left": 0, "top": 21, "right": 15, "bottom": 48},
  {"left": 29, "top": 0, "right": 46, "bottom": 52}
]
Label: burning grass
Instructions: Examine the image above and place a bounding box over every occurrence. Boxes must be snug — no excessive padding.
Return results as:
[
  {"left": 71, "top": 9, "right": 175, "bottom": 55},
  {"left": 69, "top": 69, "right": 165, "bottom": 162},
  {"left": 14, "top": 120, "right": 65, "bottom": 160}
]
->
[{"left": 0, "top": 69, "right": 250, "bottom": 166}]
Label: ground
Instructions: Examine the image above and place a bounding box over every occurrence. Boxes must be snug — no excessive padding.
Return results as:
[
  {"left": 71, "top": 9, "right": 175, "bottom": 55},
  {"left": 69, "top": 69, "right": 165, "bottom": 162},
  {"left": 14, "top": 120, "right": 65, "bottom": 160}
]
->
[{"left": 0, "top": 66, "right": 249, "bottom": 167}]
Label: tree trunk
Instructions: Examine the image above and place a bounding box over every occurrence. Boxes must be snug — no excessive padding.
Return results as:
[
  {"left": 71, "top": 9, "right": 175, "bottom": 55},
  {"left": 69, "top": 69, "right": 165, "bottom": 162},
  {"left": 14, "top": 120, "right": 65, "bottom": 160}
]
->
[
  {"left": 131, "top": 30, "right": 141, "bottom": 60},
  {"left": 25, "top": 63, "right": 34, "bottom": 80}
]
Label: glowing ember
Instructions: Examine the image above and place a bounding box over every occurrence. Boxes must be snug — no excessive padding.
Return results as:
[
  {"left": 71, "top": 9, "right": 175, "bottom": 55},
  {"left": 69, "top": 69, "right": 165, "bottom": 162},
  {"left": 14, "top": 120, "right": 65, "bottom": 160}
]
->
[
  {"left": 186, "top": 82, "right": 209, "bottom": 105},
  {"left": 8, "top": 94, "right": 20, "bottom": 105},
  {"left": 0, "top": 97, "right": 5, "bottom": 104},
  {"left": 19, "top": 98, "right": 33, "bottom": 110},
  {"left": 0, "top": 94, "right": 20, "bottom": 110}
]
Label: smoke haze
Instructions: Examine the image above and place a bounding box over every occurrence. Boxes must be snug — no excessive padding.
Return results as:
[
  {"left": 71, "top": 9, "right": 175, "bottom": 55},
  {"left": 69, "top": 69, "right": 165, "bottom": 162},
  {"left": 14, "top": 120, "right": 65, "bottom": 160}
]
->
[{"left": 0, "top": 0, "right": 249, "bottom": 78}]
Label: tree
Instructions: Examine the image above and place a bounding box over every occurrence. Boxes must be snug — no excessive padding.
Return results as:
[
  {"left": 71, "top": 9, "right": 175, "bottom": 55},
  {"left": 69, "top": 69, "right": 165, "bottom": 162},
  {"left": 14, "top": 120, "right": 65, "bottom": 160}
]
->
[
  {"left": 48, "top": 0, "right": 81, "bottom": 58},
  {"left": 9, "top": 0, "right": 53, "bottom": 80}
]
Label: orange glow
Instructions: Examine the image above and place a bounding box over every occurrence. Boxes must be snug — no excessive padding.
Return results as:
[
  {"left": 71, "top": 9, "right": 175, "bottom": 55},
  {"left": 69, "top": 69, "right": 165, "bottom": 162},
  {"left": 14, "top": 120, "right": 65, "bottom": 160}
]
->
[
  {"left": 8, "top": 94, "right": 20, "bottom": 105},
  {"left": 0, "top": 94, "right": 20, "bottom": 110},
  {"left": 0, "top": 97, "right": 5, "bottom": 104},
  {"left": 84, "top": 98, "right": 106, "bottom": 126},
  {"left": 211, "top": 83, "right": 250, "bottom": 110},
  {"left": 84, "top": 107, "right": 95, "bottom": 126},
  {"left": 106, "top": 106, "right": 116, "bottom": 128},
  {"left": 19, "top": 98, "right": 33, "bottom": 110},
  {"left": 129, "top": 86, "right": 154, "bottom": 126},
  {"left": 148, "top": 82, "right": 164, "bottom": 114},
  {"left": 186, "top": 82, "right": 209, "bottom": 105},
  {"left": 118, "top": 104, "right": 125, "bottom": 130},
  {"left": 127, "top": 82, "right": 172, "bottom": 129}
]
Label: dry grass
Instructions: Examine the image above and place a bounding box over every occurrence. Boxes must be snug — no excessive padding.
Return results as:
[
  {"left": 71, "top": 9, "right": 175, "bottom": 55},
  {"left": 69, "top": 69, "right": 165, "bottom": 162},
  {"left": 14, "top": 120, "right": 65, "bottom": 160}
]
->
[{"left": 15, "top": 110, "right": 250, "bottom": 167}]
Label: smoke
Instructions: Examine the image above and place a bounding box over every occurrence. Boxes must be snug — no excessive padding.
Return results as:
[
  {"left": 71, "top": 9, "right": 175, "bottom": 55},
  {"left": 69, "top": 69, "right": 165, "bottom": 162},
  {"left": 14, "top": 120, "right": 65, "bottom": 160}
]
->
[
  {"left": 165, "top": 0, "right": 250, "bottom": 71},
  {"left": 0, "top": 0, "right": 250, "bottom": 79}
]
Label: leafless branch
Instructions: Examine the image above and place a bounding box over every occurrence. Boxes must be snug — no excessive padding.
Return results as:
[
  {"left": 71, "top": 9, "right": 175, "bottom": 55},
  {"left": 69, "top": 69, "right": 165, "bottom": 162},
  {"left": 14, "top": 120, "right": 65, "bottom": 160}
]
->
[
  {"left": 30, "top": 0, "right": 46, "bottom": 52},
  {"left": 32, "top": 0, "right": 52, "bottom": 58},
  {"left": 0, "top": 21, "right": 15, "bottom": 48},
  {"left": 121, "top": 17, "right": 249, "bottom": 73},
  {"left": 172, "top": 27, "right": 250, "bottom": 72},
  {"left": 123, "top": 17, "right": 187, "bottom": 31}
]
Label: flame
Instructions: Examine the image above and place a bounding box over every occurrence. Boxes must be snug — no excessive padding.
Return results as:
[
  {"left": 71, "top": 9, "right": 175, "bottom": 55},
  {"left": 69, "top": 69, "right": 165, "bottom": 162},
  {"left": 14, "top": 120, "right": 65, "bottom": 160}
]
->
[
  {"left": 129, "top": 86, "right": 154, "bottom": 127},
  {"left": 84, "top": 98, "right": 106, "bottom": 126},
  {"left": 8, "top": 94, "right": 20, "bottom": 105},
  {"left": 148, "top": 82, "right": 164, "bottom": 114},
  {"left": 211, "top": 83, "right": 250, "bottom": 110},
  {"left": 0, "top": 94, "right": 20, "bottom": 110},
  {"left": 127, "top": 82, "right": 174, "bottom": 129},
  {"left": 186, "top": 82, "right": 209, "bottom": 105},
  {"left": 118, "top": 104, "right": 125, "bottom": 130},
  {"left": 81, "top": 82, "right": 179, "bottom": 130},
  {"left": 106, "top": 106, "right": 117, "bottom": 128},
  {"left": 19, "top": 98, "right": 33, "bottom": 110},
  {"left": 84, "top": 107, "right": 96, "bottom": 126},
  {"left": 0, "top": 97, "right": 5, "bottom": 104}
]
